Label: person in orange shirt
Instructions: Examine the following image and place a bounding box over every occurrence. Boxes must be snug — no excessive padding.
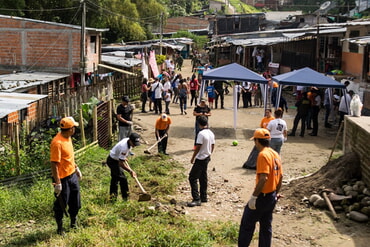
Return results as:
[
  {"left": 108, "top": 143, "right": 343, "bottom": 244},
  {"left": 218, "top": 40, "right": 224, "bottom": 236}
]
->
[
  {"left": 260, "top": 108, "right": 275, "bottom": 129},
  {"left": 155, "top": 113, "right": 172, "bottom": 155},
  {"left": 271, "top": 81, "right": 279, "bottom": 107},
  {"left": 50, "top": 117, "right": 82, "bottom": 235},
  {"left": 238, "top": 128, "right": 283, "bottom": 247}
]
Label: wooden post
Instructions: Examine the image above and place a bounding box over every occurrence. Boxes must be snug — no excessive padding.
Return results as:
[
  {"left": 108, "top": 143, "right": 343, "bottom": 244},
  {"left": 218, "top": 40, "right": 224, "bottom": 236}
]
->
[
  {"left": 93, "top": 105, "right": 98, "bottom": 142},
  {"left": 79, "top": 108, "right": 86, "bottom": 147},
  {"left": 108, "top": 100, "right": 113, "bottom": 144},
  {"left": 14, "top": 123, "right": 21, "bottom": 176}
]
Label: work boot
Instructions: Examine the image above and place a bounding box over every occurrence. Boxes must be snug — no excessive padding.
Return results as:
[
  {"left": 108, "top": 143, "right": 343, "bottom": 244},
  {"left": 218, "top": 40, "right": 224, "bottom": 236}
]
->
[
  {"left": 187, "top": 200, "right": 201, "bottom": 207},
  {"left": 70, "top": 217, "right": 77, "bottom": 229},
  {"left": 56, "top": 220, "right": 64, "bottom": 235}
]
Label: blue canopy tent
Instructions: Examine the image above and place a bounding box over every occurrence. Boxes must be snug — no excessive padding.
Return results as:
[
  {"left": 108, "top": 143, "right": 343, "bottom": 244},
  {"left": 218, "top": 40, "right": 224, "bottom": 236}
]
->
[
  {"left": 272, "top": 67, "right": 346, "bottom": 112},
  {"left": 202, "top": 63, "right": 268, "bottom": 129}
]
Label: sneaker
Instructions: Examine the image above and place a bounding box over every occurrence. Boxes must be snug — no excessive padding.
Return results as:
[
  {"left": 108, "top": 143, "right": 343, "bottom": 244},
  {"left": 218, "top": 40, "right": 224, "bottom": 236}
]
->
[
  {"left": 130, "top": 151, "right": 135, "bottom": 156},
  {"left": 288, "top": 133, "right": 295, "bottom": 137},
  {"left": 187, "top": 200, "right": 201, "bottom": 207},
  {"left": 201, "top": 198, "right": 208, "bottom": 203}
]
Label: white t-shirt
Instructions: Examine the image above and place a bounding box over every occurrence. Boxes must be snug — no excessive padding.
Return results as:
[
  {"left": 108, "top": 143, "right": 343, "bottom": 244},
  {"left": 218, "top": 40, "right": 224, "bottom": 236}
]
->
[
  {"left": 267, "top": 118, "right": 287, "bottom": 139},
  {"left": 152, "top": 82, "right": 164, "bottom": 99},
  {"left": 110, "top": 138, "right": 130, "bottom": 160},
  {"left": 163, "top": 80, "right": 171, "bottom": 92},
  {"left": 195, "top": 128, "right": 215, "bottom": 160},
  {"left": 339, "top": 93, "right": 351, "bottom": 113}
]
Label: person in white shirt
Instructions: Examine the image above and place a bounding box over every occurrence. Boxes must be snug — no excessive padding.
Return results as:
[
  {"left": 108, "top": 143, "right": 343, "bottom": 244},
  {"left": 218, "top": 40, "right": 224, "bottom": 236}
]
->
[
  {"left": 267, "top": 108, "right": 287, "bottom": 154},
  {"left": 151, "top": 78, "right": 164, "bottom": 114},
  {"left": 338, "top": 90, "right": 354, "bottom": 125}
]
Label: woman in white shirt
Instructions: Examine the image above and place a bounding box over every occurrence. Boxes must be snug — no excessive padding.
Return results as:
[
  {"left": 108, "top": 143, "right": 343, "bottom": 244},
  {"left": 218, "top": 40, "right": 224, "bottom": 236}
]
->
[{"left": 267, "top": 108, "right": 287, "bottom": 154}]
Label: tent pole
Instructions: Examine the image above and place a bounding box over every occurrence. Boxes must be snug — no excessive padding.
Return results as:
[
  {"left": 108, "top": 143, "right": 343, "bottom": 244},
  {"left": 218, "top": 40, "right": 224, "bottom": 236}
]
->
[{"left": 276, "top": 85, "right": 282, "bottom": 110}]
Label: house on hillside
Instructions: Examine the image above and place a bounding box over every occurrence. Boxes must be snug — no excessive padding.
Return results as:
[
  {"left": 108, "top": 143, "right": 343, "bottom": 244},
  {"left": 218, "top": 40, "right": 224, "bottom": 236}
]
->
[
  {"left": 207, "top": 26, "right": 345, "bottom": 73},
  {"left": 208, "top": 13, "right": 266, "bottom": 36},
  {"left": 0, "top": 92, "right": 47, "bottom": 141},
  {"left": 0, "top": 14, "right": 108, "bottom": 84},
  {"left": 161, "top": 16, "right": 209, "bottom": 37}
]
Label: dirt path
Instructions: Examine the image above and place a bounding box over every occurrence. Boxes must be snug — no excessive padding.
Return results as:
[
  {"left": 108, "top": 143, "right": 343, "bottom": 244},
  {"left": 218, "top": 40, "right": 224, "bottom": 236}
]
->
[{"left": 133, "top": 59, "right": 370, "bottom": 246}]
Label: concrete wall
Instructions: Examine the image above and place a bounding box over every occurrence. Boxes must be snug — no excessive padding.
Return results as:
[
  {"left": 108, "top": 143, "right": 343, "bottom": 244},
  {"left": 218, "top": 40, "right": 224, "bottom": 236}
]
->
[{"left": 344, "top": 116, "right": 370, "bottom": 186}]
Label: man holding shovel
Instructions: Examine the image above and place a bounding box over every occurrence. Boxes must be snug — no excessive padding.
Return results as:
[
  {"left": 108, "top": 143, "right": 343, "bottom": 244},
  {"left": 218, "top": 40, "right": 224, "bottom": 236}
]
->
[
  {"left": 106, "top": 133, "right": 140, "bottom": 201},
  {"left": 155, "top": 113, "right": 172, "bottom": 155},
  {"left": 50, "top": 117, "right": 82, "bottom": 235}
]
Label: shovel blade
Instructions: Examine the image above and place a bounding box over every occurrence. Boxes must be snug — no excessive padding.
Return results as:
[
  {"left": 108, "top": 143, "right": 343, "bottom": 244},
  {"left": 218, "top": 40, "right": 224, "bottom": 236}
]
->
[{"left": 138, "top": 193, "right": 151, "bottom": 201}]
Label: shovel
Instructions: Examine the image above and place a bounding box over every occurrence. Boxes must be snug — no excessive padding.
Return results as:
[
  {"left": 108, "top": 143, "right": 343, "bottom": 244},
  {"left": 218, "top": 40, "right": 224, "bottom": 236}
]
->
[
  {"left": 133, "top": 176, "right": 152, "bottom": 201},
  {"left": 124, "top": 160, "right": 151, "bottom": 201},
  {"left": 144, "top": 134, "right": 167, "bottom": 154}
]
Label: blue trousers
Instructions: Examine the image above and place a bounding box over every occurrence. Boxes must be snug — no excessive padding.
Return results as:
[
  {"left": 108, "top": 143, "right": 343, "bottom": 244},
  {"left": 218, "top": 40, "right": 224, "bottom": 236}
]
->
[{"left": 238, "top": 191, "right": 277, "bottom": 247}]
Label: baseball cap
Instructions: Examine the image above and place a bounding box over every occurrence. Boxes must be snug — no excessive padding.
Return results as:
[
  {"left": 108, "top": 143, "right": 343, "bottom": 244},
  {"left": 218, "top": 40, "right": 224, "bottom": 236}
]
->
[
  {"left": 129, "top": 133, "right": 141, "bottom": 146},
  {"left": 161, "top": 113, "right": 168, "bottom": 121},
  {"left": 60, "top": 117, "right": 79, "bottom": 129},
  {"left": 122, "top": 96, "right": 130, "bottom": 102},
  {"left": 250, "top": 128, "right": 270, "bottom": 140}
]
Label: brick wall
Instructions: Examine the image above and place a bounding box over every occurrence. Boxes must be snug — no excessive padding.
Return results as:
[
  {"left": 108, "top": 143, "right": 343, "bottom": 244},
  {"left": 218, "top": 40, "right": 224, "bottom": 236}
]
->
[
  {"left": 7, "top": 111, "right": 19, "bottom": 123},
  {"left": 0, "top": 16, "right": 101, "bottom": 74},
  {"left": 344, "top": 116, "right": 370, "bottom": 187}
]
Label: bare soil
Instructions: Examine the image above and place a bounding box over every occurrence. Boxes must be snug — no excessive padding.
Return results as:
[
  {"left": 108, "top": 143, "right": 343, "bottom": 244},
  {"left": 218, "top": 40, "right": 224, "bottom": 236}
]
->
[{"left": 133, "top": 59, "right": 370, "bottom": 247}]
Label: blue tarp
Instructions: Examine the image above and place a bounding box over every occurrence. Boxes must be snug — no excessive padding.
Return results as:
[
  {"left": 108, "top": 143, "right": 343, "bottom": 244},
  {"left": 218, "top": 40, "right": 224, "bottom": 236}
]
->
[
  {"left": 202, "top": 63, "right": 268, "bottom": 84},
  {"left": 272, "top": 67, "right": 346, "bottom": 88}
]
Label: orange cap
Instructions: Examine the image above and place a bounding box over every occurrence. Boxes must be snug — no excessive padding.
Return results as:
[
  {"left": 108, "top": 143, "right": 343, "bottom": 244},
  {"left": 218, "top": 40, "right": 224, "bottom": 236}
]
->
[{"left": 250, "top": 128, "right": 270, "bottom": 140}]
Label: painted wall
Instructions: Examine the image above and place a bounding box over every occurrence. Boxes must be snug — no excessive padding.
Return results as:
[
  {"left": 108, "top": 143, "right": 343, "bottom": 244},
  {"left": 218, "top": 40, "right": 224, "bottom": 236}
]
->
[{"left": 341, "top": 52, "right": 363, "bottom": 77}]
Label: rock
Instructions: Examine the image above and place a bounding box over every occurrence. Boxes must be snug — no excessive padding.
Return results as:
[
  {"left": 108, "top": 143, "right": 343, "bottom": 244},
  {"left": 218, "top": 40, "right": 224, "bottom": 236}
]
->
[
  {"left": 313, "top": 198, "right": 326, "bottom": 208},
  {"left": 349, "top": 202, "right": 361, "bottom": 212},
  {"left": 169, "top": 198, "right": 177, "bottom": 204},
  {"left": 345, "top": 190, "right": 358, "bottom": 197},
  {"left": 309, "top": 194, "right": 322, "bottom": 204},
  {"left": 343, "top": 185, "right": 353, "bottom": 192},
  {"left": 347, "top": 211, "right": 369, "bottom": 222},
  {"left": 363, "top": 188, "right": 370, "bottom": 196},
  {"left": 360, "top": 206, "right": 370, "bottom": 216}
]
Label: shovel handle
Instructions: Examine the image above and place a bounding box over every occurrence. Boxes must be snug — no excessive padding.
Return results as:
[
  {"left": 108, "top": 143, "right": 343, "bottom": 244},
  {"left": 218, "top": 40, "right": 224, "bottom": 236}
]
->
[{"left": 133, "top": 176, "right": 147, "bottom": 194}]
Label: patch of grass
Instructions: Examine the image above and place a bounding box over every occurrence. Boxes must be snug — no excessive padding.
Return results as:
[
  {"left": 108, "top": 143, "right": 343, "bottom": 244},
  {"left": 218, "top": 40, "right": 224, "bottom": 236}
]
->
[{"left": 0, "top": 145, "right": 238, "bottom": 246}]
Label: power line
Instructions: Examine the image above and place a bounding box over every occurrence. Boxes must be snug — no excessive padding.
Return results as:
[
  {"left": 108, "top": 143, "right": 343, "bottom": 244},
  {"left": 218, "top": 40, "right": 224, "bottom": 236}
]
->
[
  {"left": 26, "top": 5, "right": 82, "bottom": 71},
  {"left": 0, "top": 7, "right": 79, "bottom": 12},
  {"left": 85, "top": 0, "right": 161, "bottom": 22}
]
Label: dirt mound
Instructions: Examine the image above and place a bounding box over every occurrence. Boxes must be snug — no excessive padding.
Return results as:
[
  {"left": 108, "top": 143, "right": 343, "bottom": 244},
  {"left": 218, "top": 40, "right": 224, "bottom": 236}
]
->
[{"left": 282, "top": 152, "right": 362, "bottom": 203}]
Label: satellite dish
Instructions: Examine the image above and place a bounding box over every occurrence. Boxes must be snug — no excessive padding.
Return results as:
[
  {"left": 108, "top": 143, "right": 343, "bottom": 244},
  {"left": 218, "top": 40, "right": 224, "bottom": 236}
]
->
[{"left": 320, "top": 1, "right": 331, "bottom": 10}]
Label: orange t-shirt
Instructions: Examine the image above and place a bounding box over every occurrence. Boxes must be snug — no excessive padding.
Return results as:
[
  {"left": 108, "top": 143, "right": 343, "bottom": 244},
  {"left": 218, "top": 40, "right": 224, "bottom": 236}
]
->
[
  {"left": 50, "top": 132, "right": 76, "bottom": 179},
  {"left": 273, "top": 82, "right": 279, "bottom": 88},
  {"left": 260, "top": 116, "right": 275, "bottom": 129},
  {"left": 256, "top": 147, "right": 283, "bottom": 193},
  {"left": 155, "top": 116, "right": 172, "bottom": 130}
]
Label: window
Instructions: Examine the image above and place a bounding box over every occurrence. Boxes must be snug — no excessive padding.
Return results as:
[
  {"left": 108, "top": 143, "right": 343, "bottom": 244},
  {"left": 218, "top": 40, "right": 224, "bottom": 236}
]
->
[
  {"left": 349, "top": 30, "right": 360, "bottom": 53},
  {"left": 90, "top": 36, "right": 97, "bottom": 54}
]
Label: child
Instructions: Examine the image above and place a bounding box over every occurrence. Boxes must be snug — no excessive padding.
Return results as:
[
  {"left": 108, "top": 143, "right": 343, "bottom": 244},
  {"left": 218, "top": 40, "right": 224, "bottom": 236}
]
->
[
  {"left": 206, "top": 82, "right": 215, "bottom": 109},
  {"left": 164, "top": 89, "right": 172, "bottom": 115}
]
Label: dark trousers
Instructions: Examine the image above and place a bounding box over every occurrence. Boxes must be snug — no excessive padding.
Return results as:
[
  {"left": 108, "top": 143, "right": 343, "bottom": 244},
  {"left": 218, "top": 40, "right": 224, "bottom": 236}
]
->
[
  {"left": 215, "top": 89, "right": 224, "bottom": 108},
  {"left": 190, "top": 90, "right": 197, "bottom": 106},
  {"left": 188, "top": 156, "right": 210, "bottom": 201},
  {"left": 154, "top": 98, "right": 162, "bottom": 114},
  {"left": 238, "top": 191, "right": 277, "bottom": 247},
  {"left": 156, "top": 129, "right": 168, "bottom": 153},
  {"left": 291, "top": 113, "right": 307, "bottom": 136},
  {"left": 179, "top": 96, "right": 187, "bottom": 113},
  {"left": 141, "top": 92, "right": 147, "bottom": 112},
  {"left": 324, "top": 104, "right": 331, "bottom": 125},
  {"left": 53, "top": 172, "right": 81, "bottom": 222},
  {"left": 311, "top": 106, "right": 320, "bottom": 135},
  {"left": 237, "top": 92, "right": 241, "bottom": 108},
  {"left": 106, "top": 155, "right": 129, "bottom": 200},
  {"left": 242, "top": 91, "right": 252, "bottom": 108}
]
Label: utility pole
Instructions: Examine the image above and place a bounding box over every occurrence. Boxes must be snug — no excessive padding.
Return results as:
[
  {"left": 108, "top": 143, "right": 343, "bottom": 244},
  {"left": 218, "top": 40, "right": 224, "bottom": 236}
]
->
[
  {"left": 80, "top": 0, "right": 86, "bottom": 84},
  {"left": 159, "top": 12, "right": 163, "bottom": 55}
]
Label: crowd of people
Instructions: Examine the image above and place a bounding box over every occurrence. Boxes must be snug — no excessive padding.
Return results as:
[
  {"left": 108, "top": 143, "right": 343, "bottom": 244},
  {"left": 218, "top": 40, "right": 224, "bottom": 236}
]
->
[{"left": 50, "top": 55, "right": 363, "bottom": 247}]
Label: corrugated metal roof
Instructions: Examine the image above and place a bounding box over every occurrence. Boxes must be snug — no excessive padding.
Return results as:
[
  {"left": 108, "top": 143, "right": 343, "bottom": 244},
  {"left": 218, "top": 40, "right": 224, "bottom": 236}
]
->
[
  {"left": 0, "top": 92, "right": 47, "bottom": 119},
  {"left": 0, "top": 14, "right": 109, "bottom": 32},
  {"left": 341, "top": 35, "right": 370, "bottom": 45},
  {"left": 216, "top": 28, "right": 346, "bottom": 47},
  {"left": 0, "top": 72, "right": 70, "bottom": 92},
  {"left": 101, "top": 54, "right": 142, "bottom": 68}
]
